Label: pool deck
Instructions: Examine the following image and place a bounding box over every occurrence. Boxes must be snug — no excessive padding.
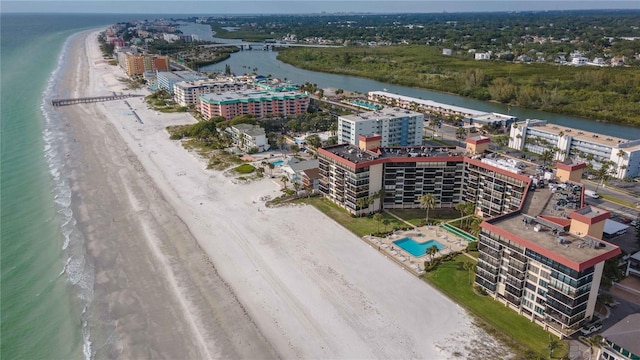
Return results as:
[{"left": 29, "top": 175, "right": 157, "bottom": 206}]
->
[{"left": 363, "top": 225, "right": 470, "bottom": 276}]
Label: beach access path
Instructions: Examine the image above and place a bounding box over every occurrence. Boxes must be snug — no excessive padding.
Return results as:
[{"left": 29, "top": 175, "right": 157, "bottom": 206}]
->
[{"left": 59, "top": 29, "right": 510, "bottom": 359}]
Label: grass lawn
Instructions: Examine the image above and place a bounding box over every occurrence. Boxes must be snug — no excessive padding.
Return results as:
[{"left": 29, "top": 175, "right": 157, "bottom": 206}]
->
[
  {"left": 424, "top": 254, "right": 568, "bottom": 358},
  {"left": 233, "top": 163, "right": 256, "bottom": 174},
  {"left": 387, "top": 208, "right": 459, "bottom": 226},
  {"left": 600, "top": 194, "right": 637, "bottom": 209},
  {"left": 299, "top": 197, "right": 410, "bottom": 236}
]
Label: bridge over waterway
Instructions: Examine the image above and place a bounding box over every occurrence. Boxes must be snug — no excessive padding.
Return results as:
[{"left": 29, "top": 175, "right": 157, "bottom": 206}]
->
[{"left": 51, "top": 94, "right": 144, "bottom": 107}]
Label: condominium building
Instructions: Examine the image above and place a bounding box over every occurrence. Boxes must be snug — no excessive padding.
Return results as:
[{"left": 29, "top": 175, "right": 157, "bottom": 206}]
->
[
  {"left": 225, "top": 124, "right": 270, "bottom": 152},
  {"left": 157, "top": 71, "right": 208, "bottom": 94},
  {"left": 367, "top": 91, "right": 516, "bottom": 128},
  {"left": 508, "top": 119, "right": 640, "bottom": 179},
  {"left": 317, "top": 134, "right": 529, "bottom": 216},
  {"left": 173, "top": 80, "right": 251, "bottom": 106},
  {"left": 337, "top": 107, "right": 424, "bottom": 147},
  {"left": 476, "top": 189, "right": 620, "bottom": 337},
  {"left": 198, "top": 90, "right": 309, "bottom": 120},
  {"left": 118, "top": 53, "right": 170, "bottom": 77},
  {"left": 317, "top": 136, "right": 620, "bottom": 337}
]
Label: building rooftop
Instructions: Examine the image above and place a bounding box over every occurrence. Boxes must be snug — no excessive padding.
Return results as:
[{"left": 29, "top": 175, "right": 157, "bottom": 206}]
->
[
  {"left": 158, "top": 70, "right": 207, "bottom": 81},
  {"left": 340, "top": 107, "right": 423, "bottom": 123},
  {"left": 486, "top": 184, "right": 620, "bottom": 270},
  {"left": 174, "top": 79, "right": 248, "bottom": 89},
  {"left": 368, "top": 91, "right": 485, "bottom": 117},
  {"left": 231, "top": 124, "right": 265, "bottom": 136},
  {"left": 601, "top": 313, "right": 640, "bottom": 357},
  {"left": 470, "top": 112, "right": 517, "bottom": 125},
  {"left": 320, "top": 143, "right": 460, "bottom": 166},
  {"left": 521, "top": 119, "right": 640, "bottom": 149},
  {"left": 200, "top": 90, "right": 306, "bottom": 104}
]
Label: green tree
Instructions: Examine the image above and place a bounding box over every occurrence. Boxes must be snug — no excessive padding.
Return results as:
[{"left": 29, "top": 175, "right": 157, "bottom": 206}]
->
[
  {"left": 419, "top": 193, "right": 437, "bottom": 225},
  {"left": 547, "top": 336, "right": 561, "bottom": 359},
  {"left": 594, "top": 160, "right": 615, "bottom": 192},
  {"left": 281, "top": 176, "right": 289, "bottom": 190},
  {"left": 356, "top": 197, "right": 370, "bottom": 217},
  {"left": 426, "top": 245, "right": 439, "bottom": 261},
  {"left": 382, "top": 219, "right": 391, "bottom": 232},
  {"left": 277, "top": 135, "right": 287, "bottom": 151},
  {"left": 586, "top": 335, "right": 603, "bottom": 360},
  {"left": 455, "top": 202, "right": 467, "bottom": 223},
  {"left": 305, "top": 134, "right": 322, "bottom": 148},
  {"left": 375, "top": 188, "right": 386, "bottom": 212},
  {"left": 456, "top": 127, "right": 468, "bottom": 140},
  {"left": 373, "top": 213, "right": 383, "bottom": 233},
  {"left": 462, "top": 261, "right": 476, "bottom": 285},
  {"left": 469, "top": 217, "right": 483, "bottom": 237}
]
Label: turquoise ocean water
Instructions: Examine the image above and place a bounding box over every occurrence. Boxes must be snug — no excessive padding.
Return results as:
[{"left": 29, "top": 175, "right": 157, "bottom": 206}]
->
[{"left": 0, "top": 14, "right": 151, "bottom": 359}]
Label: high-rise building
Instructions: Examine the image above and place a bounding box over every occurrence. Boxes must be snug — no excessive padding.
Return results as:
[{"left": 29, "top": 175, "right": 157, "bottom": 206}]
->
[
  {"left": 337, "top": 107, "right": 424, "bottom": 147},
  {"left": 317, "top": 139, "right": 620, "bottom": 337}
]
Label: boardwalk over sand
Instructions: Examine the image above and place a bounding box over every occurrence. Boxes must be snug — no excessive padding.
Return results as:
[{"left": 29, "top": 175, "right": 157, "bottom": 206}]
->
[{"left": 51, "top": 93, "right": 144, "bottom": 107}]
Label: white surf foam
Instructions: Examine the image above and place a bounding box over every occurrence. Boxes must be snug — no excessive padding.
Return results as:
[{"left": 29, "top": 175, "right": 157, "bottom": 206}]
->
[{"left": 41, "top": 31, "right": 96, "bottom": 360}]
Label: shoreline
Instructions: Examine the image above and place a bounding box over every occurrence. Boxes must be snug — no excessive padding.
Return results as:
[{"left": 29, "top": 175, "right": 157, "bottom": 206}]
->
[
  {"left": 57, "top": 28, "right": 510, "bottom": 359},
  {"left": 275, "top": 52, "right": 639, "bottom": 128}
]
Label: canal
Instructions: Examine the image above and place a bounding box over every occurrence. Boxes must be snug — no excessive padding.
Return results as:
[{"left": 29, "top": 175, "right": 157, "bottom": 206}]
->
[{"left": 180, "top": 22, "right": 640, "bottom": 139}]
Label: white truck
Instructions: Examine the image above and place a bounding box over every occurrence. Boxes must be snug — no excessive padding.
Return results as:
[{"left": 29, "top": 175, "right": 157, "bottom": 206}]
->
[{"left": 585, "top": 190, "right": 600, "bottom": 199}]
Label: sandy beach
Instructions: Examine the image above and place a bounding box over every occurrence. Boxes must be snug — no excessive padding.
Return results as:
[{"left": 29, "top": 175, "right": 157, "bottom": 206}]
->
[{"left": 57, "top": 29, "right": 509, "bottom": 359}]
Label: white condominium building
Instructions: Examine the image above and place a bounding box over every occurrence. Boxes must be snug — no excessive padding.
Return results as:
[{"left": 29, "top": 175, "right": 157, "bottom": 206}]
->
[
  {"left": 508, "top": 119, "right": 640, "bottom": 179},
  {"left": 367, "top": 91, "right": 516, "bottom": 128},
  {"left": 337, "top": 107, "right": 424, "bottom": 147},
  {"left": 225, "top": 124, "right": 270, "bottom": 153}
]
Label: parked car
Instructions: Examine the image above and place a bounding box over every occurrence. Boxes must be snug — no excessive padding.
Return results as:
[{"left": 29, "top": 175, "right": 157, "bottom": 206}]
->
[
  {"left": 580, "top": 321, "right": 603, "bottom": 336},
  {"left": 585, "top": 190, "right": 600, "bottom": 199}
]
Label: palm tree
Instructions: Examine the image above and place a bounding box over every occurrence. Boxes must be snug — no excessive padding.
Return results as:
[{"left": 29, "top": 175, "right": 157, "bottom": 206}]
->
[
  {"left": 586, "top": 334, "right": 602, "bottom": 360},
  {"left": 469, "top": 217, "right": 483, "bottom": 238},
  {"left": 462, "top": 261, "right": 476, "bottom": 285},
  {"left": 463, "top": 202, "right": 476, "bottom": 228},
  {"left": 617, "top": 149, "right": 627, "bottom": 177},
  {"left": 293, "top": 182, "right": 301, "bottom": 194},
  {"left": 455, "top": 202, "right": 466, "bottom": 225},
  {"left": 281, "top": 176, "right": 289, "bottom": 190},
  {"left": 268, "top": 162, "right": 275, "bottom": 176},
  {"left": 548, "top": 335, "right": 561, "bottom": 359},
  {"left": 420, "top": 194, "right": 437, "bottom": 225},
  {"left": 376, "top": 188, "right": 386, "bottom": 212},
  {"left": 540, "top": 149, "right": 554, "bottom": 166},
  {"left": 373, "top": 213, "right": 383, "bottom": 233},
  {"left": 456, "top": 127, "right": 467, "bottom": 140},
  {"left": 594, "top": 160, "right": 615, "bottom": 192},
  {"left": 382, "top": 219, "right": 391, "bottom": 232},
  {"left": 356, "top": 197, "right": 369, "bottom": 217},
  {"left": 426, "top": 245, "right": 439, "bottom": 261}
]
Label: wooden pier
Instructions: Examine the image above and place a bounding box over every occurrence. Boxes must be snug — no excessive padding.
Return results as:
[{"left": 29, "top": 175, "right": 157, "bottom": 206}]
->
[{"left": 51, "top": 94, "right": 144, "bottom": 107}]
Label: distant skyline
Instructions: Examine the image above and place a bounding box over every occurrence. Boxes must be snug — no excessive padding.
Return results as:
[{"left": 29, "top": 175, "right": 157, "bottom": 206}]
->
[{"left": 2, "top": 0, "right": 640, "bottom": 14}]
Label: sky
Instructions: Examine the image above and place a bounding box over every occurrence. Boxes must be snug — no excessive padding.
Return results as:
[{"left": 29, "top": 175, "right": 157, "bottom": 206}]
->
[{"left": 2, "top": 0, "right": 640, "bottom": 14}]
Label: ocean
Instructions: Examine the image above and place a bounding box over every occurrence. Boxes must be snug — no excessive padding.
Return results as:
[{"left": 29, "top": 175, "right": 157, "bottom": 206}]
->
[{"left": 0, "top": 13, "right": 152, "bottom": 359}]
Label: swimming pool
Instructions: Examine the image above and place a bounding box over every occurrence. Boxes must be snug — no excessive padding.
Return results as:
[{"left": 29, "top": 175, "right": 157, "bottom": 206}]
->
[
  {"left": 393, "top": 237, "right": 444, "bottom": 257},
  {"left": 271, "top": 160, "right": 284, "bottom": 166}
]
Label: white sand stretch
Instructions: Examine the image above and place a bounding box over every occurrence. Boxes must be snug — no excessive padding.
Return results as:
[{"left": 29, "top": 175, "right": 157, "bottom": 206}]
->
[{"left": 67, "top": 29, "right": 509, "bottom": 359}]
